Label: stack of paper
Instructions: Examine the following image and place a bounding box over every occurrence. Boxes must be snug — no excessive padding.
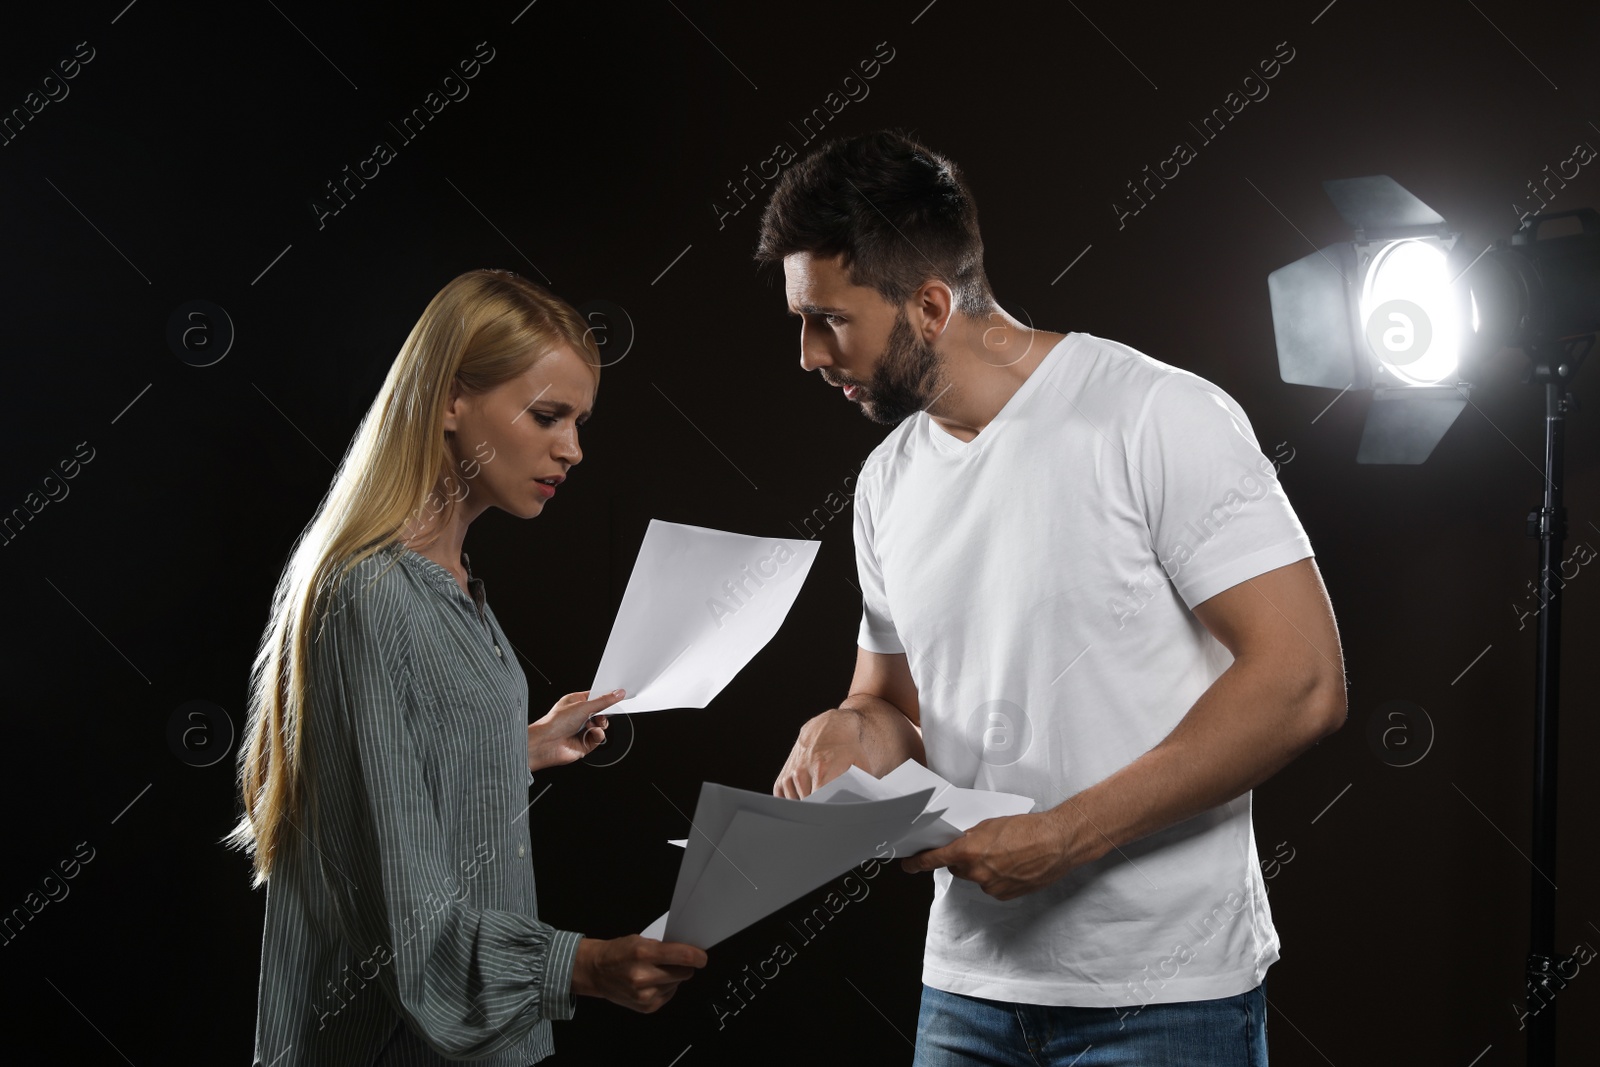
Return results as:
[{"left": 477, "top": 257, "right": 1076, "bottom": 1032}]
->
[{"left": 642, "top": 761, "right": 1035, "bottom": 948}]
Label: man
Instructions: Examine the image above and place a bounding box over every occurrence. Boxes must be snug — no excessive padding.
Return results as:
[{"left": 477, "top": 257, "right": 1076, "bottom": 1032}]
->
[{"left": 755, "top": 129, "right": 1345, "bottom": 1064}]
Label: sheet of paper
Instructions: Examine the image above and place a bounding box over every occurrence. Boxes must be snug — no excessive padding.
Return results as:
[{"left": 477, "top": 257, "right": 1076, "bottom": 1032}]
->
[
  {"left": 671, "top": 807, "right": 901, "bottom": 946},
  {"left": 878, "top": 759, "right": 1036, "bottom": 831},
  {"left": 641, "top": 764, "right": 1036, "bottom": 945},
  {"left": 640, "top": 780, "right": 935, "bottom": 948},
  {"left": 803, "top": 764, "right": 897, "bottom": 804},
  {"left": 799, "top": 760, "right": 1034, "bottom": 855},
  {"left": 589, "top": 520, "right": 820, "bottom": 715},
  {"left": 668, "top": 781, "right": 933, "bottom": 924}
]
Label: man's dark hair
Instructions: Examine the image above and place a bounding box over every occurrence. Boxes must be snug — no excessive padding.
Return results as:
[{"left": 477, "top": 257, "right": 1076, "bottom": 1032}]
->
[{"left": 754, "top": 129, "right": 995, "bottom": 317}]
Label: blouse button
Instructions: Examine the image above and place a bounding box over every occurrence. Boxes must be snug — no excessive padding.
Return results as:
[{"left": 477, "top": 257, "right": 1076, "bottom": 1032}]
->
[
  {"left": 517, "top": 843, "right": 526, "bottom": 858},
  {"left": 494, "top": 644, "right": 503, "bottom": 657}
]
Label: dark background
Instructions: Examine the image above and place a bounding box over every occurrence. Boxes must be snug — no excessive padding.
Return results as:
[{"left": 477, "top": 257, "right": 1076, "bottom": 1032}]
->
[{"left": 3, "top": 0, "right": 1599, "bottom": 1063}]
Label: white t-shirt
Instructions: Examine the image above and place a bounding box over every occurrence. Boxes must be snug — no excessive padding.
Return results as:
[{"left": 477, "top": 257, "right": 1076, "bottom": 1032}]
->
[{"left": 852, "top": 331, "right": 1314, "bottom": 1009}]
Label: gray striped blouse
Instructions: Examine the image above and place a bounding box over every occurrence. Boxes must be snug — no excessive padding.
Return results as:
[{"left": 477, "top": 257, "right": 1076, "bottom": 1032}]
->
[{"left": 252, "top": 543, "right": 582, "bottom": 1066}]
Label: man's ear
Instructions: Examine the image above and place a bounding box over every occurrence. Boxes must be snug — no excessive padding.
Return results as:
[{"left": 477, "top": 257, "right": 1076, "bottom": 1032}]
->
[{"left": 910, "top": 279, "right": 955, "bottom": 340}]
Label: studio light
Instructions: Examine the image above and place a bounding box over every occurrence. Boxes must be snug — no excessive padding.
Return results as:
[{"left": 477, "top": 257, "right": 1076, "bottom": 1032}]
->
[
  {"left": 1266, "top": 174, "right": 1600, "bottom": 463},
  {"left": 1266, "top": 175, "right": 1473, "bottom": 463},
  {"left": 1265, "top": 174, "right": 1600, "bottom": 1067}
]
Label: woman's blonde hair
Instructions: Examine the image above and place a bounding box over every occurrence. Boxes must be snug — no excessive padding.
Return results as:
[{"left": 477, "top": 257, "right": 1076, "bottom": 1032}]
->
[{"left": 222, "top": 269, "right": 601, "bottom": 887}]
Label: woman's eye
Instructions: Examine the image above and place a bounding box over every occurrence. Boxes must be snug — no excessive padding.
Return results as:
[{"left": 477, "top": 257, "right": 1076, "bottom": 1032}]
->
[{"left": 533, "top": 413, "right": 556, "bottom": 427}]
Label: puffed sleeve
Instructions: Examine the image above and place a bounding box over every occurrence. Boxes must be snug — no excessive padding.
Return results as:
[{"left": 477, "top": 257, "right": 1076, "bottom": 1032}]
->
[{"left": 302, "top": 562, "right": 584, "bottom": 1057}]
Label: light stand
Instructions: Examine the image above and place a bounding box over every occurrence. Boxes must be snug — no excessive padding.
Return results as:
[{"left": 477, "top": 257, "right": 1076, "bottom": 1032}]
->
[
  {"left": 1473, "top": 206, "right": 1600, "bottom": 1066},
  {"left": 1524, "top": 333, "right": 1591, "bottom": 1064}
]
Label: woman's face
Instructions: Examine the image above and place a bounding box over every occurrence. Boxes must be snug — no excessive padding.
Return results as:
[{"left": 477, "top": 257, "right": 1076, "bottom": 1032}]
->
[{"left": 443, "top": 343, "right": 596, "bottom": 520}]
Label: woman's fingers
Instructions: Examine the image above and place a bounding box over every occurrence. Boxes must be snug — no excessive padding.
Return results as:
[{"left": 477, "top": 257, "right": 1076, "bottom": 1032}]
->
[
  {"left": 578, "top": 692, "right": 623, "bottom": 735},
  {"left": 542, "top": 691, "right": 623, "bottom": 744}
]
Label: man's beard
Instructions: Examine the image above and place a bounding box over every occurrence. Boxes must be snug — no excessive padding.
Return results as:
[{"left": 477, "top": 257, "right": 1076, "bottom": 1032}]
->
[{"left": 854, "top": 306, "right": 946, "bottom": 425}]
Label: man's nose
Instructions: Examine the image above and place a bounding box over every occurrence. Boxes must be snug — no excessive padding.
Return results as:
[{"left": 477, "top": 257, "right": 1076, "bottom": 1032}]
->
[{"left": 798, "top": 321, "right": 832, "bottom": 373}]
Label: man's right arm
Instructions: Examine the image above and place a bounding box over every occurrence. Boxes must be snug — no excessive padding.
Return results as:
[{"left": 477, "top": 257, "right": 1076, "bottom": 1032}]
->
[{"left": 773, "top": 647, "right": 924, "bottom": 798}]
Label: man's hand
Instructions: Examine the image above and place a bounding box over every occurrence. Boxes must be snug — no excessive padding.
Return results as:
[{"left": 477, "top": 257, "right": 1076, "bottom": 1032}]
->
[
  {"left": 900, "top": 812, "right": 1081, "bottom": 901},
  {"left": 571, "top": 935, "right": 708, "bottom": 1013},
  {"left": 773, "top": 708, "right": 871, "bottom": 799}
]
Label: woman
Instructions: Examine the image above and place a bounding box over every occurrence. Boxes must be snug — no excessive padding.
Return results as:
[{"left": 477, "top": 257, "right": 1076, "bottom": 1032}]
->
[{"left": 225, "top": 269, "right": 707, "bottom": 1067}]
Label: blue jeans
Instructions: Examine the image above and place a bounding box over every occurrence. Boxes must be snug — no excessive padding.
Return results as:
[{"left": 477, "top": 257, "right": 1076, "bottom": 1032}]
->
[{"left": 913, "top": 981, "right": 1268, "bottom": 1066}]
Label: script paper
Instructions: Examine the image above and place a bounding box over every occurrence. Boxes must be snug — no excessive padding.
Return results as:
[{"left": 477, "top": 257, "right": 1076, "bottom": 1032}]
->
[
  {"left": 640, "top": 782, "right": 937, "bottom": 947},
  {"left": 642, "top": 761, "right": 1035, "bottom": 946},
  {"left": 588, "top": 519, "right": 820, "bottom": 715}
]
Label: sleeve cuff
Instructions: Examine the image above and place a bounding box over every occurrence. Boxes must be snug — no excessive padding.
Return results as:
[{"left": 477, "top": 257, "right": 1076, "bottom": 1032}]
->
[
  {"left": 857, "top": 619, "right": 906, "bottom": 655},
  {"left": 1175, "top": 538, "right": 1314, "bottom": 611},
  {"left": 541, "top": 928, "right": 584, "bottom": 1022}
]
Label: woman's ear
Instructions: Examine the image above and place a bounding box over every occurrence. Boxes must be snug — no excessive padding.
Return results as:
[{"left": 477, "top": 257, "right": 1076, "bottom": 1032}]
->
[{"left": 442, "top": 377, "right": 463, "bottom": 434}]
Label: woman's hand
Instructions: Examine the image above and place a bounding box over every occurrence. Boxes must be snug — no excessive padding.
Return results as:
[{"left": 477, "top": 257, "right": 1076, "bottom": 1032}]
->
[
  {"left": 571, "top": 935, "right": 707, "bottom": 1013},
  {"left": 528, "top": 689, "right": 625, "bottom": 772}
]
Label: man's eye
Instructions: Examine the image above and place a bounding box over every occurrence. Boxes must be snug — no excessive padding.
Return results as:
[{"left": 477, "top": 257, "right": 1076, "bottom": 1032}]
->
[{"left": 823, "top": 314, "right": 842, "bottom": 326}]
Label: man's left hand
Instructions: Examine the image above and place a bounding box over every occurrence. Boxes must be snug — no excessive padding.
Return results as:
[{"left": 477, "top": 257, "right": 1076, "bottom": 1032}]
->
[{"left": 900, "top": 812, "right": 1077, "bottom": 901}]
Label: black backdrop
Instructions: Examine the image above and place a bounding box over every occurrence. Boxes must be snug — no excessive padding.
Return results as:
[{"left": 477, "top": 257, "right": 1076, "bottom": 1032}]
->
[{"left": 4, "top": 1, "right": 1600, "bottom": 1064}]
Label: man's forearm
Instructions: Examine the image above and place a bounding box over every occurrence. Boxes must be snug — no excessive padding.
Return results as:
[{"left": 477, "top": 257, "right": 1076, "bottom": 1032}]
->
[
  {"left": 1046, "top": 655, "right": 1345, "bottom": 869},
  {"left": 833, "top": 693, "right": 926, "bottom": 777}
]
